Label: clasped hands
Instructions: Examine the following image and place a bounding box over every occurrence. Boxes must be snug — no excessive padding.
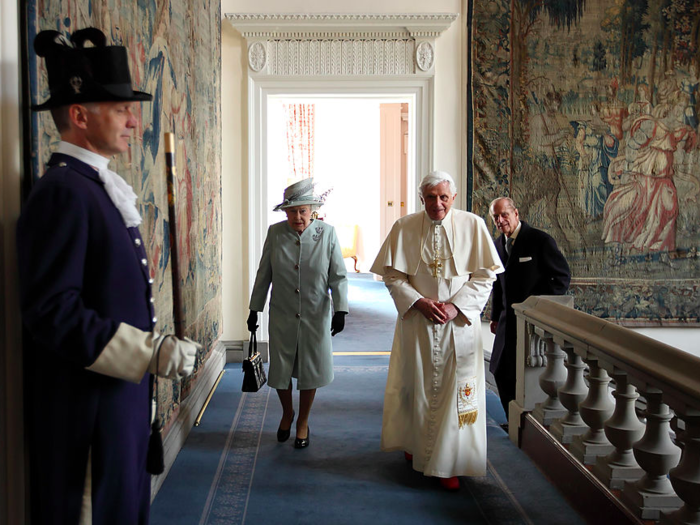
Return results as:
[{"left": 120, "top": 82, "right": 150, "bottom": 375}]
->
[{"left": 413, "top": 298, "right": 459, "bottom": 324}]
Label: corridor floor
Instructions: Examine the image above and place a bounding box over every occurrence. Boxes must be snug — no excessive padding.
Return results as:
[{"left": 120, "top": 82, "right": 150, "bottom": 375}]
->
[{"left": 150, "top": 274, "right": 586, "bottom": 525}]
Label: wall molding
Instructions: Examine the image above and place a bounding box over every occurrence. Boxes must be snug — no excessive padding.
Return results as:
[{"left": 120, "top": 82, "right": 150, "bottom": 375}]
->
[
  {"left": 222, "top": 339, "right": 269, "bottom": 363},
  {"left": 225, "top": 13, "right": 457, "bottom": 37},
  {"left": 226, "top": 13, "right": 456, "bottom": 76}
]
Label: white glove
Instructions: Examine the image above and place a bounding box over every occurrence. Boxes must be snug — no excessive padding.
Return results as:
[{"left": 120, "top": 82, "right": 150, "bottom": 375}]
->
[{"left": 149, "top": 334, "right": 200, "bottom": 380}]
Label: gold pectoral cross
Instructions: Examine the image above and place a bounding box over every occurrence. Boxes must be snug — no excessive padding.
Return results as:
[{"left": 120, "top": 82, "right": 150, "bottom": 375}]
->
[{"left": 429, "top": 257, "right": 442, "bottom": 278}]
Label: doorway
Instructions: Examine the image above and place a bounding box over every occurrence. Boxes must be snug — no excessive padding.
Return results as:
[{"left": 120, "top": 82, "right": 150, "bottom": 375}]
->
[
  {"left": 266, "top": 95, "right": 413, "bottom": 274},
  {"left": 247, "top": 79, "right": 432, "bottom": 307},
  {"left": 247, "top": 80, "right": 432, "bottom": 339}
]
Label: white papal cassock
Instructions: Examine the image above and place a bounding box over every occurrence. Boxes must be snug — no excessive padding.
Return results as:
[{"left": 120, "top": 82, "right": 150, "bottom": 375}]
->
[{"left": 371, "top": 209, "right": 503, "bottom": 478}]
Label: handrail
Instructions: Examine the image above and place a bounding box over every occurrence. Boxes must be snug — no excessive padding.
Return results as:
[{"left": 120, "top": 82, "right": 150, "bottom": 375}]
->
[
  {"left": 513, "top": 296, "right": 700, "bottom": 407},
  {"left": 511, "top": 296, "right": 700, "bottom": 524}
]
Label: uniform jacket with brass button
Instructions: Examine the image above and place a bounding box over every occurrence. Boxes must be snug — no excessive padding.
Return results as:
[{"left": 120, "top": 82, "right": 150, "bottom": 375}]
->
[{"left": 17, "top": 153, "right": 155, "bottom": 524}]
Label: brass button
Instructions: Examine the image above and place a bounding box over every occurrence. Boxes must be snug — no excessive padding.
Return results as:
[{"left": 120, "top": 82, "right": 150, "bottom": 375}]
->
[
  {"left": 150, "top": 297, "right": 155, "bottom": 304},
  {"left": 141, "top": 258, "right": 148, "bottom": 266},
  {"left": 152, "top": 316, "right": 158, "bottom": 323},
  {"left": 135, "top": 238, "right": 142, "bottom": 247},
  {"left": 296, "top": 313, "right": 301, "bottom": 318},
  {"left": 295, "top": 288, "right": 300, "bottom": 294},
  {"left": 148, "top": 278, "right": 154, "bottom": 284},
  {"left": 58, "top": 162, "right": 67, "bottom": 167}
]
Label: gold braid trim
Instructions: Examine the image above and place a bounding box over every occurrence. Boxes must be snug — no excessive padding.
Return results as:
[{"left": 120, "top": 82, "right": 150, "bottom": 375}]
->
[{"left": 458, "top": 409, "right": 478, "bottom": 428}]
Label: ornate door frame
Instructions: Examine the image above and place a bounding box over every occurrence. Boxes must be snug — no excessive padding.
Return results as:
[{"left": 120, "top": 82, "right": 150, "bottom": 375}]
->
[{"left": 226, "top": 13, "right": 457, "bottom": 332}]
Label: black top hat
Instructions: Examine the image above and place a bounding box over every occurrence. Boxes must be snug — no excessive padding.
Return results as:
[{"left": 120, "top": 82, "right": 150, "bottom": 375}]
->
[{"left": 32, "top": 28, "right": 152, "bottom": 111}]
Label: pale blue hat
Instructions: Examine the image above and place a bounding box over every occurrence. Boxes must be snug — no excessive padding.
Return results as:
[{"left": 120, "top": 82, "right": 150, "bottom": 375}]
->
[{"left": 273, "top": 178, "right": 325, "bottom": 211}]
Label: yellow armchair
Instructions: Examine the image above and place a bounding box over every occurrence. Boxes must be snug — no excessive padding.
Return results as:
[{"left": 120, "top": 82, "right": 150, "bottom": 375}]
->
[{"left": 336, "top": 224, "right": 360, "bottom": 273}]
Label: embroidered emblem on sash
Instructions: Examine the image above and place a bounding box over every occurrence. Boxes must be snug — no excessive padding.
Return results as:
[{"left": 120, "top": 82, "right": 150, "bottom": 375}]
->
[{"left": 457, "top": 377, "right": 478, "bottom": 427}]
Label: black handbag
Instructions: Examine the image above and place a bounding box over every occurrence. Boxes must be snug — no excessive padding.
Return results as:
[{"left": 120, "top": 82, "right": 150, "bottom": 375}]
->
[{"left": 242, "top": 331, "right": 267, "bottom": 392}]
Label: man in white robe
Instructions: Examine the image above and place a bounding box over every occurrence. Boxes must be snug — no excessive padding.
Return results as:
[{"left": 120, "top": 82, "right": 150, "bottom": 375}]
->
[{"left": 371, "top": 171, "right": 503, "bottom": 490}]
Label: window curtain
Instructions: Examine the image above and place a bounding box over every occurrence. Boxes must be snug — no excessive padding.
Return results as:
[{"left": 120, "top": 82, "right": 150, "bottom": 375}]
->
[{"left": 283, "top": 103, "right": 315, "bottom": 180}]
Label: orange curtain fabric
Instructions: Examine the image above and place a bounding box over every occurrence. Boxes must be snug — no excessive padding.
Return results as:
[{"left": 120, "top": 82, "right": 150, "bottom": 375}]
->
[{"left": 283, "top": 103, "right": 315, "bottom": 180}]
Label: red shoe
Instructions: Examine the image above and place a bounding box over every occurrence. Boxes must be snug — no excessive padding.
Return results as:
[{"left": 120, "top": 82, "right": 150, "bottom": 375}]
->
[
  {"left": 404, "top": 452, "right": 413, "bottom": 461},
  {"left": 439, "top": 476, "right": 460, "bottom": 491}
]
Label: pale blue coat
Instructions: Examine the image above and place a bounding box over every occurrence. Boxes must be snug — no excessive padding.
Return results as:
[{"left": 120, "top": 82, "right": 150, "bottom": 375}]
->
[{"left": 250, "top": 219, "right": 348, "bottom": 390}]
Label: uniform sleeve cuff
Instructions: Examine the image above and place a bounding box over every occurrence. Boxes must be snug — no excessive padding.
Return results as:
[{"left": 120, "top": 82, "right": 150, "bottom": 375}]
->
[{"left": 86, "top": 323, "right": 154, "bottom": 383}]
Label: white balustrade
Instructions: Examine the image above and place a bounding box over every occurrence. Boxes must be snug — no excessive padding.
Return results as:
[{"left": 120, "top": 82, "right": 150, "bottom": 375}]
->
[
  {"left": 661, "top": 411, "right": 700, "bottom": 524},
  {"left": 621, "top": 390, "right": 682, "bottom": 519},
  {"left": 593, "top": 371, "right": 645, "bottom": 489},
  {"left": 550, "top": 342, "right": 588, "bottom": 444},
  {"left": 570, "top": 358, "right": 615, "bottom": 464},
  {"left": 531, "top": 330, "right": 567, "bottom": 426},
  {"left": 512, "top": 296, "right": 699, "bottom": 523}
]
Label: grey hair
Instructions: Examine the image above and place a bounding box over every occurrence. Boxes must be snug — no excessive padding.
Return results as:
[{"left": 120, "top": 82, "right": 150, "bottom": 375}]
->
[
  {"left": 489, "top": 196, "right": 517, "bottom": 214},
  {"left": 418, "top": 171, "right": 457, "bottom": 196}
]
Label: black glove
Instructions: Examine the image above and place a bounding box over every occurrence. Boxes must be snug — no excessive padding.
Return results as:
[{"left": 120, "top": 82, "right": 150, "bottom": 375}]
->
[
  {"left": 247, "top": 311, "right": 259, "bottom": 332},
  {"left": 331, "top": 312, "right": 347, "bottom": 336}
]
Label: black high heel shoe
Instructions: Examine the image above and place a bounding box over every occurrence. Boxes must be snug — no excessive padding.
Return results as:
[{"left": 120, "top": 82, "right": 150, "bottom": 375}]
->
[
  {"left": 294, "top": 427, "right": 310, "bottom": 449},
  {"left": 277, "top": 411, "right": 295, "bottom": 443}
]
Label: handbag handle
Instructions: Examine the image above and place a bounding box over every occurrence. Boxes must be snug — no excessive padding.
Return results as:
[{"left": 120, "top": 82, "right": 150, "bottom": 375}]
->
[{"left": 248, "top": 331, "right": 257, "bottom": 359}]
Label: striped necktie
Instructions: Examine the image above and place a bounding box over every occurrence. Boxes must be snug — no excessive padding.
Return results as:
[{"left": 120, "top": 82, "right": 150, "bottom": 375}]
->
[{"left": 505, "top": 237, "right": 513, "bottom": 257}]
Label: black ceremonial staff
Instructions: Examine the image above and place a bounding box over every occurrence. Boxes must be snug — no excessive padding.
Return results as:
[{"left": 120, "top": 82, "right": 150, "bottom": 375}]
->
[
  {"left": 147, "top": 131, "right": 185, "bottom": 475},
  {"left": 164, "top": 131, "right": 184, "bottom": 339}
]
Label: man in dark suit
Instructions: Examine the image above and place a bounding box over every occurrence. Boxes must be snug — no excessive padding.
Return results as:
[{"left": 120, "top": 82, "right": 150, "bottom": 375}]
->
[
  {"left": 489, "top": 197, "right": 571, "bottom": 419},
  {"left": 17, "top": 28, "right": 199, "bottom": 524}
]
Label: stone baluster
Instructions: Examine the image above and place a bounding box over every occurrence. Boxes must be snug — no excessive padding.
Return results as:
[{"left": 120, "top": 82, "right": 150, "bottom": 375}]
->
[
  {"left": 551, "top": 342, "right": 588, "bottom": 444},
  {"left": 593, "top": 371, "right": 645, "bottom": 489},
  {"left": 570, "top": 357, "right": 615, "bottom": 464},
  {"left": 661, "top": 411, "right": 700, "bottom": 525},
  {"left": 622, "top": 390, "right": 682, "bottom": 520},
  {"left": 532, "top": 330, "right": 567, "bottom": 426}
]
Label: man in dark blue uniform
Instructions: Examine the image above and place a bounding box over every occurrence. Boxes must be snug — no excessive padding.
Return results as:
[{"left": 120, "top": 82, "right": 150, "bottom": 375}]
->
[
  {"left": 489, "top": 197, "right": 571, "bottom": 420},
  {"left": 17, "top": 28, "right": 199, "bottom": 524}
]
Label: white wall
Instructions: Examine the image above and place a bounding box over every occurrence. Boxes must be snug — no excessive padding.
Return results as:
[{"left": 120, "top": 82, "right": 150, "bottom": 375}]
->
[
  {"left": 633, "top": 328, "right": 699, "bottom": 358},
  {"left": 220, "top": 0, "right": 463, "bottom": 341},
  {"left": 220, "top": 16, "right": 247, "bottom": 342}
]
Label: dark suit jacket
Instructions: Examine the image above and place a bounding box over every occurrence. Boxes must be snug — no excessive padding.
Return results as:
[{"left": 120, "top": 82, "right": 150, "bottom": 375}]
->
[
  {"left": 17, "top": 153, "right": 156, "bottom": 524},
  {"left": 489, "top": 221, "right": 571, "bottom": 375}
]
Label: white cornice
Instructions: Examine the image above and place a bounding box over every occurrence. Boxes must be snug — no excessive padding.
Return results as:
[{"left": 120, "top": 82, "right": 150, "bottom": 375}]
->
[{"left": 225, "top": 13, "right": 457, "bottom": 39}]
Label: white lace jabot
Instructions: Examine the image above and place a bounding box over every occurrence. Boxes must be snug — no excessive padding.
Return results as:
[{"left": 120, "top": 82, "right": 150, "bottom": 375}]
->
[{"left": 56, "top": 141, "right": 142, "bottom": 228}]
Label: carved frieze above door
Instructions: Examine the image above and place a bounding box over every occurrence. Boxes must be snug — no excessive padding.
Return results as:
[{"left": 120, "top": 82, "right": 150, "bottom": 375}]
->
[{"left": 225, "top": 13, "right": 456, "bottom": 76}]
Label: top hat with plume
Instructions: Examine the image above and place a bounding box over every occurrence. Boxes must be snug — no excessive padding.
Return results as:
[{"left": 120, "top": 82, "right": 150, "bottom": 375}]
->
[{"left": 32, "top": 27, "right": 152, "bottom": 111}]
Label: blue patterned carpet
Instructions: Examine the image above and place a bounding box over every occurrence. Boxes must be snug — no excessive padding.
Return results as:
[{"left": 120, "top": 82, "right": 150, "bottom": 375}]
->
[{"left": 150, "top": 274, "right": 585, "bottom": 525}]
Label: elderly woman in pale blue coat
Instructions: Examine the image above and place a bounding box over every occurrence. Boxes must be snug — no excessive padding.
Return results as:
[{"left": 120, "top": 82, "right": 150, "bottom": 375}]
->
[{"left": 248, "top": 179, "right": 349, "bottom": 449}]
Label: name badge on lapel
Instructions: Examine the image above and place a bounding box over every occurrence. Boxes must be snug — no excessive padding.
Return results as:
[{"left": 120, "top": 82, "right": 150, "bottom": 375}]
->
[{"left": 519, "top": 257, "right": 533, "bottom": 262}]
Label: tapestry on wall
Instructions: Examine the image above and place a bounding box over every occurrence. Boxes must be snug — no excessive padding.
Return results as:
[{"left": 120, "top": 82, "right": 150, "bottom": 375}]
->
[
  {"left": 471, "top": 0, "right": 700, "bottom": 326},
  {"left": 27, "top": 1, "right": 223, "bottom": 429}
]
